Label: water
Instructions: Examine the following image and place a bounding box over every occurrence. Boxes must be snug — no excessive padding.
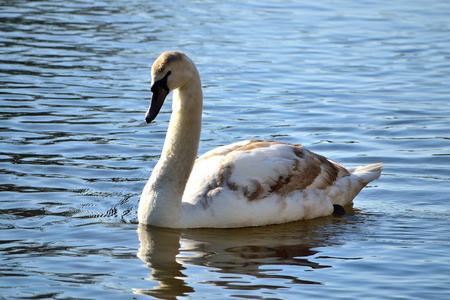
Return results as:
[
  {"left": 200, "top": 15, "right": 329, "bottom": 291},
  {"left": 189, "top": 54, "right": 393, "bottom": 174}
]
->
[{"left": 1, "top": 0, "right": 449, "bottom": 298}]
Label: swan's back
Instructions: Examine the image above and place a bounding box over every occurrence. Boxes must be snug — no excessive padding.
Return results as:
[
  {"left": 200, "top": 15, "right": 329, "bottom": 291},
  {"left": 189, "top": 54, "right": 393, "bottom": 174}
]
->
[{"left": 181, "top": 140, "right": 382, "bottom": 228}]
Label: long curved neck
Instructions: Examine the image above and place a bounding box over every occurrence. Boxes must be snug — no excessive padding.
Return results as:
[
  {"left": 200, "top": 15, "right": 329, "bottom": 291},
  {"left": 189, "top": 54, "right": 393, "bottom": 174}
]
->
[
  {"left": 158, "top": 76, "right": 203, "bottom": 192},
  {"left": 139, "top": 70, "right": 202, "bottom": 227},
  {"left": 161, "top": 76, "right": 203, "bottom": 169}
]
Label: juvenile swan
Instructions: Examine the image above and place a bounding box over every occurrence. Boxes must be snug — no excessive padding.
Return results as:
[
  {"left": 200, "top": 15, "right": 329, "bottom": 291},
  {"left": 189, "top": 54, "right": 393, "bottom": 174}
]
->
[{"left": 138, "top": 51, "right": 382, "bottom": 228}]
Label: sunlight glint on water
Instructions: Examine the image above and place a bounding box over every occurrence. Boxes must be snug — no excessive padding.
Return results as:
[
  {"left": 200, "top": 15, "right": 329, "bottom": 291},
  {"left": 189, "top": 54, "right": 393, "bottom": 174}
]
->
[{"left": 1, "top": 0, "right": 449, "bottom": 299}]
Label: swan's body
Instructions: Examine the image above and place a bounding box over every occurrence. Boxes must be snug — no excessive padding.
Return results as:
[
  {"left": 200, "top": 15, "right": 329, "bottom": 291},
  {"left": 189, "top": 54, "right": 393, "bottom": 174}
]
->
[{"left": 138, "top": 51, "right": 382, "bottom": 228}]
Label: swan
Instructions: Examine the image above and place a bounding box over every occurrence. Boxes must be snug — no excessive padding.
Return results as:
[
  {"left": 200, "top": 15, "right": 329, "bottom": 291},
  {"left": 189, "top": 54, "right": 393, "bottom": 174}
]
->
[{"left": 138, "top": 50, "right": 382, "bottom": 228}]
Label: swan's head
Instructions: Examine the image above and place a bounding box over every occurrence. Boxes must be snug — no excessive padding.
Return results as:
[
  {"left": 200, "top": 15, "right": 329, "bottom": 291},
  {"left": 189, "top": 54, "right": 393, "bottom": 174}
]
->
[{"left": 145, "top": 51, "right": 197, "bottom": 123}]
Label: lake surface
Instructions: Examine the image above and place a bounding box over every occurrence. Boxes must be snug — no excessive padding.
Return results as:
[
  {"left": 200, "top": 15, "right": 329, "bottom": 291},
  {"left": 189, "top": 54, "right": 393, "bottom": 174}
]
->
[{"left": 1, "top": 0, "right": 449, "bottom": 299}]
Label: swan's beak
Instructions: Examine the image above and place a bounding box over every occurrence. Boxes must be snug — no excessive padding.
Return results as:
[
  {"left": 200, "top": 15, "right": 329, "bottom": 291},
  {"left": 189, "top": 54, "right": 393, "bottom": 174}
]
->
[{"left": 145, "top": 85, "right": 169, "bottom": 123}]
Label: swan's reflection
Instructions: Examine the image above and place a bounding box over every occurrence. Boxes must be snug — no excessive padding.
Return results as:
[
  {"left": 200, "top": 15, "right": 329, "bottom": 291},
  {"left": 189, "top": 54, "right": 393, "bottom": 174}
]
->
[
  {"left": 136, "top": 211, "right": 361, "bottom": 298},
  {"left": 136, "top": 226, "right": 193, "bottom": 298}
]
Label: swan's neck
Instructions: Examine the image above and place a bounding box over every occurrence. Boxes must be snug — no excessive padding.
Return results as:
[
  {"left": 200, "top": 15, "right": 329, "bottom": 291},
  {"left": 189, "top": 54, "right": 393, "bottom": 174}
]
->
[{"left": 139, "top": 72, "right": 202, "bottom": 227}]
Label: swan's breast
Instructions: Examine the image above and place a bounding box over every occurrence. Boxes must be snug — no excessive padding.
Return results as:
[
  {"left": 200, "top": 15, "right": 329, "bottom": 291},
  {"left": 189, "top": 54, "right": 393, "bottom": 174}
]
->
[{"left": 182, "top": 140, "right": 350, "bottom": 207}]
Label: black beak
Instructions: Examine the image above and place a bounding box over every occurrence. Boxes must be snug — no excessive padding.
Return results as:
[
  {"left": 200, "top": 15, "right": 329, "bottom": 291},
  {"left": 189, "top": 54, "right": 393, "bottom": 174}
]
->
[{"left": 145, "top": 85, "right": 169, "bottom": 123}]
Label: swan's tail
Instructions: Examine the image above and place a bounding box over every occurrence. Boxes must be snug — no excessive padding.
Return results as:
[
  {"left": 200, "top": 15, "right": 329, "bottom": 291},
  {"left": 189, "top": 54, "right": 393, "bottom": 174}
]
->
[
  {"left": 328, "top": 162, "right": 383, "bottom": 207},
  {"left": 348, "top": 162, "right": 383, "bottom": 184}
]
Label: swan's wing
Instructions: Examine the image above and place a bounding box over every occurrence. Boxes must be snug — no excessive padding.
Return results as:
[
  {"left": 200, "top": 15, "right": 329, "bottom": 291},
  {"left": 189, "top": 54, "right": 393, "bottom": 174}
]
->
[{"left": 182, "top": 140, "right": 350, "bottom": 205}]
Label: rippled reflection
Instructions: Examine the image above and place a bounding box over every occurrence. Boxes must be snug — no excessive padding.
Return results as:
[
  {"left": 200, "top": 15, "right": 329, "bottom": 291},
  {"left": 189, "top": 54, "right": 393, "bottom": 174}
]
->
[{"left": 136, "top": 212, "right": 363, "bottom": 298}]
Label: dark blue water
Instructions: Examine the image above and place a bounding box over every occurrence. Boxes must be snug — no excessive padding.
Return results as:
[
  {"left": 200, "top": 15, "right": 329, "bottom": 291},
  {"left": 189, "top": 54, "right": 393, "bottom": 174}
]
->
[{"left": 1, "top": 0, "right": 449, "bottom": 299}]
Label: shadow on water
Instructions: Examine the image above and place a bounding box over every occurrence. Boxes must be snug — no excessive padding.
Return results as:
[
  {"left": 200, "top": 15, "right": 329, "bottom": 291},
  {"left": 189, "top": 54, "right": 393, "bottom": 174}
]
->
[{"left": 135, "top": 209, "right": 364, "bottom": 299}]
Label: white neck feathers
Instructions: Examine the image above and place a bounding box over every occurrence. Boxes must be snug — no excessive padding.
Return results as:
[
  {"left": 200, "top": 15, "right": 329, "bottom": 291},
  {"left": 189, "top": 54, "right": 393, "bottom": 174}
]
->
[{"left": 138, "top": 66, "right": 202, "bottom": 227}]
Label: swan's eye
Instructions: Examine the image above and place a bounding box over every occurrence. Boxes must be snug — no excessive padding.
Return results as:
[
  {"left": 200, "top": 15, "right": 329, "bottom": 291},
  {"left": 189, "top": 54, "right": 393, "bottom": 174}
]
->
[{"left": 151, "top": 71, "right": 171, "bottom": 93}]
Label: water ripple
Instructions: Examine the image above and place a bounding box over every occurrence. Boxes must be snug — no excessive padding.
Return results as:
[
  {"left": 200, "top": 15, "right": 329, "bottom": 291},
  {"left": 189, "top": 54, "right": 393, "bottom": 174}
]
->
[{"left": 1, "top": 0, "right": 450, "bottom": 299}]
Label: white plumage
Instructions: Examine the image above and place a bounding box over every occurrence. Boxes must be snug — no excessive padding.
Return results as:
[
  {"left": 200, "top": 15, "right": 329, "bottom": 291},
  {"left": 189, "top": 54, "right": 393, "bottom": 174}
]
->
[{"left": 138, "top": 51, "right": 382, "bottom": 228}]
